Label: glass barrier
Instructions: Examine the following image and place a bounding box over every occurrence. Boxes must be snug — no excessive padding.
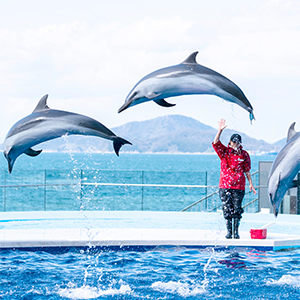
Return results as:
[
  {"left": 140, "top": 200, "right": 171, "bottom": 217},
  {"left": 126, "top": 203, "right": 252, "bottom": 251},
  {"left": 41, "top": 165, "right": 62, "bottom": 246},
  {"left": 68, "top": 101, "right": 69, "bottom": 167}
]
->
[{"left": 0, "top": 169, "right": 260, "bottom": 212}]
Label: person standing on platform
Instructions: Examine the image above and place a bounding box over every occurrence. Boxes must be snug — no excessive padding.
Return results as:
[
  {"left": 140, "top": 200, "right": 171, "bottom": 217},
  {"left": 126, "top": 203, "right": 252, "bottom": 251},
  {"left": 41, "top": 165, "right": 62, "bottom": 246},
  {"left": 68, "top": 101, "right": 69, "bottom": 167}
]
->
[{"left": 212, "top": 119, "right": 257, "bottom": 239}]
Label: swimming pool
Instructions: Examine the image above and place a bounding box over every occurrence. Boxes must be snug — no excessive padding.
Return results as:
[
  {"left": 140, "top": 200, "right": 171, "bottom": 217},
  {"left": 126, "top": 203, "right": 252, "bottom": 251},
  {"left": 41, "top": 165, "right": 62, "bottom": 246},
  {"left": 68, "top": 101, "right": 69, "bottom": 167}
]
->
[
  {"left": 1, "top": 246, "right": 300, "bottom": 299},
  {"left": 1, "top": 211, "right": 300, "bottom": 299}
]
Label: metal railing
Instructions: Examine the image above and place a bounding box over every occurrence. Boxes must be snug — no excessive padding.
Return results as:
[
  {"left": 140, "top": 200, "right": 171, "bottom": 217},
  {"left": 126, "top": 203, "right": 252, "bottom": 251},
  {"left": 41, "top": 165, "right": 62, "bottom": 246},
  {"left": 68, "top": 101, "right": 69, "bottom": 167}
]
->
[
  {"left": 0, "top": 169, "right": 260, "bottom": 212},
  {"left": 181, "top": 171, "right": 260, "bottom": 212},
  {"left": 181, "top": 191, "right": 219, "bottom": 212}
]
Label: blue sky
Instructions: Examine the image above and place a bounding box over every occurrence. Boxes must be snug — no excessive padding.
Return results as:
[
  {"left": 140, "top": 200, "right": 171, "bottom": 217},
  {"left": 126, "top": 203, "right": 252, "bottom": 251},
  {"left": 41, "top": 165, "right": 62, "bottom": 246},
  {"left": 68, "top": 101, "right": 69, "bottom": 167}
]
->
[{"left": 0, "top": 0, "right": 299, "bottom": 143}]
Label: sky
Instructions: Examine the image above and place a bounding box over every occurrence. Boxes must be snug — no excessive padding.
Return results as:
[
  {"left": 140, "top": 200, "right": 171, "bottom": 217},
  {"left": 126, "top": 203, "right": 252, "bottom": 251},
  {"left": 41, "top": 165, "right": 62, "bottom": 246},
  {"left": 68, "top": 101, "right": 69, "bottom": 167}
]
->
[{"left": 0, "top": 0, "right": 299, "bottom": 144}]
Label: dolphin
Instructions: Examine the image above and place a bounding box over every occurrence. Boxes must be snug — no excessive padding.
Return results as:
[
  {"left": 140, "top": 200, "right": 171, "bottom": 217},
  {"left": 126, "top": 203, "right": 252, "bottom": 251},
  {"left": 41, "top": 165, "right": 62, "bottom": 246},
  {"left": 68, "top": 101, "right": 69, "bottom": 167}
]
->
[
  {"left": 267, "top": 122, "right": 300, "bottom": 217},
  {"left": 3, "top": 94, "right": 132, "bottom": 173},
  {"left": 118, "top": 51, "right": 255, "bottom": 122}
]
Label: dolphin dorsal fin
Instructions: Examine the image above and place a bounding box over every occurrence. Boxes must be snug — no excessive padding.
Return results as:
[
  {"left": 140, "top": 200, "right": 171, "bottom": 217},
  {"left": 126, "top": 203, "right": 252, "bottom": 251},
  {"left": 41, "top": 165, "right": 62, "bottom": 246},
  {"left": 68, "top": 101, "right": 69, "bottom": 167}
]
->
[
  {"left": 32, "top": 94, "right": 50, "bottom": 113},
  {"left": 181, "top": 51, "right": 199, "bottom": 65},
  {"left": 287, "top": 122, "right": 297, "bottom": 142}
]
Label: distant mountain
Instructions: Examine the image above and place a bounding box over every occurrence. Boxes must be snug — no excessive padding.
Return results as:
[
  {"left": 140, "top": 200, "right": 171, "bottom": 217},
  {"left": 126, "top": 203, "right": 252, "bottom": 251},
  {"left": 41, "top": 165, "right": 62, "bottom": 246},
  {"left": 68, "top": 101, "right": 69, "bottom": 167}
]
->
[
  {"left": 113, "top": 115, "right": 217, "bottom": 153},
  {"left": 113, "top": 115, "right": 281, "bottom": 153},
  {"left": 1, "top": 114, "right": 279, "bottom": 154}
]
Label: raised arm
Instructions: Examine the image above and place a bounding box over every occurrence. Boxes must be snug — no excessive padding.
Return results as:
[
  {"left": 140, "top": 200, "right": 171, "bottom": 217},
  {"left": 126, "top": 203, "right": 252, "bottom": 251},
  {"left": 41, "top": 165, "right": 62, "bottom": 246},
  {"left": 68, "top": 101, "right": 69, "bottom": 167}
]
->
[{"left": 213, "top": 119, "right": 227, "bottom": 144}]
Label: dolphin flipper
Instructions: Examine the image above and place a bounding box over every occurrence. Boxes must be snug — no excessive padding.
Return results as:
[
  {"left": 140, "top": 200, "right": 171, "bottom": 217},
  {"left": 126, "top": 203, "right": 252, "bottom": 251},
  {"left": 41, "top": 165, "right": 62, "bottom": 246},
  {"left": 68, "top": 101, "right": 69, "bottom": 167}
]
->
[
  {"left": 291, "top": 179, "right": 300, "bottom": 188},
  {"left": 113, "top": 137, "right": 132, "bottom": 156},
  {"left": 146, "top": 92, "right": 162, "bottom": 99},
  {"left": 24, "top": 148, "right": 43, "bottom": 157},
  {"left": 154, "top": 99, "right": 176, "bottom": 108}
]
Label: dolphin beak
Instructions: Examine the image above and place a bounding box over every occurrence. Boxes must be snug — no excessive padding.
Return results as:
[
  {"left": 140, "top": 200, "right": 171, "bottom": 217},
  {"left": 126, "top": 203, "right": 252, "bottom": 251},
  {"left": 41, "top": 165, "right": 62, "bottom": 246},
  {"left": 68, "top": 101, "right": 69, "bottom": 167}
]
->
[
  {"left": 4, "top": 154, "right": 14, "bottom": 174},
  {"left": 8, "top": 159, "right": 14, "bottom": 174},
  {"left": 274, "top": 206, "right": 279, "bottom": 218},
  {"left": 118, "top": 92, "right": 138, "bottom": 113},
  {"left": 269, "top": 193, "right": 278, "bottom": 218},
  {"left": 118, "top": 101, "right": 131, "bottom": 113},
  {"left": 272, "top": 200, "right": 279, "bottom": 218}
]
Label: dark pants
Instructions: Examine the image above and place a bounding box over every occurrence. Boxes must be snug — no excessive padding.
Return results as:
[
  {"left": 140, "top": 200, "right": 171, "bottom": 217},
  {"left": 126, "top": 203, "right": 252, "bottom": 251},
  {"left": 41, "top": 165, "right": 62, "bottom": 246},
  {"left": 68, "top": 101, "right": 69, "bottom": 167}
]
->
[{"left": 219, "top": 188, "right": 245, "bottom": 220}]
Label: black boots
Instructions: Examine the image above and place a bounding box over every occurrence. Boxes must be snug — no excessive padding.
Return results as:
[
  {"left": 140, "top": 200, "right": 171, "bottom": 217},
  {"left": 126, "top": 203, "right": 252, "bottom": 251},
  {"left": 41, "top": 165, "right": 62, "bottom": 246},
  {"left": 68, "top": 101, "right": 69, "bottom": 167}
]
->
[
  {"left": 225, "top": 218, "right": 240, "bottom": 239},
  {"left": 225, "top": 219, "right": 232, "bottom": 239},
  {"left": 233, "top": 218, "right": 240, "bottom": 239}
]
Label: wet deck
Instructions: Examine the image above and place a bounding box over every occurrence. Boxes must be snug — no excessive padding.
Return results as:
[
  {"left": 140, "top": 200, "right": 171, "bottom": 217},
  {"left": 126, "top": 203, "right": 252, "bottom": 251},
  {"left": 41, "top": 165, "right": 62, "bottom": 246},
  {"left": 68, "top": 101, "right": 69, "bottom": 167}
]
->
[{"left": 0, "top": 211, "right": 299, "bottom": 251}]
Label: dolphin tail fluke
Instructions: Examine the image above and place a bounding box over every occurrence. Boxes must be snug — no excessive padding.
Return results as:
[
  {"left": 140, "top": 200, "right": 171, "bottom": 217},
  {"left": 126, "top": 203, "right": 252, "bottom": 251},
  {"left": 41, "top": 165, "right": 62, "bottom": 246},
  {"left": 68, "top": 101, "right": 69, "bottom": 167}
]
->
[
  {"left": 113, "top": 137, "right": 132, "bottom": 156},
  {"left": 154, "top": 99, "right": 176, "bottom": 108},
  {"left": 249, "top": 110, "right": 255, "bottom": 124}
]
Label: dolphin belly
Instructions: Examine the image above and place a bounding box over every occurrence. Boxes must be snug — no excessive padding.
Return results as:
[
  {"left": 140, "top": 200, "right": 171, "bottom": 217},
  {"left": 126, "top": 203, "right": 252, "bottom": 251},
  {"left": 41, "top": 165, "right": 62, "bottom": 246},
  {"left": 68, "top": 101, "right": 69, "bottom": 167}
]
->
[
  {"left": 138, "top": 75, "right": 217, "bottom": 100},
  {"left": 4, "top": 124, "right": 68, "bottom": 156},
  {"left": 267, "top": 127, "right": 300, "bottom": 217}
]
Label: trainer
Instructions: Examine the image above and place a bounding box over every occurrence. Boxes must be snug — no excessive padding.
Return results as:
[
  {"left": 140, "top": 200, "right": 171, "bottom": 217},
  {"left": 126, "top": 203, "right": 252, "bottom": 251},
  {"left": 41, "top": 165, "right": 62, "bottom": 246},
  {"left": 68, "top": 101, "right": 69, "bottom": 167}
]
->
[{"left": 212, "top": 119, "right": 257, "bottom": 239}]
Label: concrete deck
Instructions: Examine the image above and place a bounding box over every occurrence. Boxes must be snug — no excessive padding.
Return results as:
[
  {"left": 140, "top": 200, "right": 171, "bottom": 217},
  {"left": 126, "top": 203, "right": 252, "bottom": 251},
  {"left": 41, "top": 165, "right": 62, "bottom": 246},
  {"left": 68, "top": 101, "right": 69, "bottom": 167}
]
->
[{"left": 0, "top": 211, "right": 300, "bottom": 251}]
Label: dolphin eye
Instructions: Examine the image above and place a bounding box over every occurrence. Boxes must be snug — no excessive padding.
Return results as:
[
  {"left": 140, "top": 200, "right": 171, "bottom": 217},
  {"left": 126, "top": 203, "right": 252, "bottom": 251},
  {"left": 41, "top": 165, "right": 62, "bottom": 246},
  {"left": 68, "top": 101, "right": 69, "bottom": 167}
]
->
[{"left": 129, "top": 91, "right": 138, "bottom": 101}]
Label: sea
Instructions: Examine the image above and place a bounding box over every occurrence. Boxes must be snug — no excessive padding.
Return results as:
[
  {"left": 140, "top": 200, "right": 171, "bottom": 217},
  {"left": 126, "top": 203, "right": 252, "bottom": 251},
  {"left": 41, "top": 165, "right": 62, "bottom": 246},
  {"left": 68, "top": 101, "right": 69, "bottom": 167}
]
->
[{"left": 0, "top": 152, "right": 276, "bottom": 213}]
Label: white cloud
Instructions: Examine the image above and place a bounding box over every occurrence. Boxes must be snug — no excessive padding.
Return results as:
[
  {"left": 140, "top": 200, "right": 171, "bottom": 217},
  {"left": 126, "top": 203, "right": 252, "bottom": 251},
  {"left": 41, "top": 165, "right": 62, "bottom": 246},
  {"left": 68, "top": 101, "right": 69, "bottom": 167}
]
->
[
  {"left": 194, "top": 0, "right": 300, "bottom": 78},
  {"left": 0, "top": 0, "right": 300, "bottom": 144},
  {"left": 199, "top": 29, "right": 300, "bottom": 78},
  {"left": 0, "top": 17, "right": 194, "bottom": 93}
]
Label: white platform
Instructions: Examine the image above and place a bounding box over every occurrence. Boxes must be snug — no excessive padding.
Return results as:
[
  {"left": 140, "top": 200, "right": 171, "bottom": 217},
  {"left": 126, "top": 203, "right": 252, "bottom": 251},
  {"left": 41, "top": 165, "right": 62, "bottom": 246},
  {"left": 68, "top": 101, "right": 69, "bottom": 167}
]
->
[
  {"left": 0, "top": 211, "right": 300, "bottom": 251},
  {"left": 0, "top": 227, "right": 300, "bottom": 251}
]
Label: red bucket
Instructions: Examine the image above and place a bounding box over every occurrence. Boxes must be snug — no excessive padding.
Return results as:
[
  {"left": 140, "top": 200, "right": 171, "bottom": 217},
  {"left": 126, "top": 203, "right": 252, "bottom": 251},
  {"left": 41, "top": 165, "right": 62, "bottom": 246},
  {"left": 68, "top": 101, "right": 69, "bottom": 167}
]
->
[{"left": 250, "top": 229, "right": 267, "bottom": 239}]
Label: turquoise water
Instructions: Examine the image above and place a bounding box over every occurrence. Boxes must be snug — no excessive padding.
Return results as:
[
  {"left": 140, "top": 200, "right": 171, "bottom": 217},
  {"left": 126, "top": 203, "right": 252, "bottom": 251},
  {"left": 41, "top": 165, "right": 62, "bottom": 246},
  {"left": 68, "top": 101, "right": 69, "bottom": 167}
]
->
[
  {"left": 0, "top": 153, "right": 275, "bottom": 213},
  {"left": 0, "top": 152, "right": 275, "bottom": 172}
]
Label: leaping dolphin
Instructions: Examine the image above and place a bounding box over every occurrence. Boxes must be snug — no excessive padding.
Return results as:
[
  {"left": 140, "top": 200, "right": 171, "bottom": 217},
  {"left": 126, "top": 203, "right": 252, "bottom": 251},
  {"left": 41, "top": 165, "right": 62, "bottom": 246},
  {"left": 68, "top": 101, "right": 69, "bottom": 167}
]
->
[
  {"left": 267, "top": 122, "right": 300, "bottom": 217},
  {"left": 118, "top": 51, "right": 255, "bottom": 122},
  {"left": 3, "top": 94, "right": 132, "bottom": 173}
]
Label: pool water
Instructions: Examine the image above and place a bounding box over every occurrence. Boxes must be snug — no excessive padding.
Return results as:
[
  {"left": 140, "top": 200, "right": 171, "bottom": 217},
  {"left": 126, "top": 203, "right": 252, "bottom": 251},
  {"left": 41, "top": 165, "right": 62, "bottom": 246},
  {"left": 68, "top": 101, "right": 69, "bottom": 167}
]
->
[{"left": 1, "top": 247, "right": 300, "bottom": 299}]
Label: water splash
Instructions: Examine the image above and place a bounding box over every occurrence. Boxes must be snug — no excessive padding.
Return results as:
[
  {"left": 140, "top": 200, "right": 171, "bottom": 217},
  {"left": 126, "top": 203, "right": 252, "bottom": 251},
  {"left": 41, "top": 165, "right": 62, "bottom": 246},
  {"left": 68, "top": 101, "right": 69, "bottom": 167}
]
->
[
  {"left": 203, "top": 247, "right": 215, "bottom": 273},
  {"left": 58, "top": 282, "right": 131, "bottom": 299},
  {"left": 151, "top": 280, "right": 207, "bottom": 297},
  {"left": 266, "top": 275, "right": 300, "bottom": 287}
]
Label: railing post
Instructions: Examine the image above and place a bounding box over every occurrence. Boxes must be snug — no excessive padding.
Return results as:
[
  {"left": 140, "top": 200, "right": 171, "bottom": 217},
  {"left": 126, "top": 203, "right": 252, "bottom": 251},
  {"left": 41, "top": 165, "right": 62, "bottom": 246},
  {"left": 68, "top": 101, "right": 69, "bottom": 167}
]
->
[
  {"left": 297, "top": 173, "right": 300, "bottom": 215},
  {"left": 80, "top": 169, "right": 83, "bottom": 209},
  {"left": 141, "top": 171, "right": 144, "bottom": 211},
  {"left": 3, "top": 171, "right": 6, "bottom": 212},
  {"left": 205, "top": 171, "right": 208, "bottom": 211},
  {"left": 44, "top": 170, "right": 47, "bottom": 211}
]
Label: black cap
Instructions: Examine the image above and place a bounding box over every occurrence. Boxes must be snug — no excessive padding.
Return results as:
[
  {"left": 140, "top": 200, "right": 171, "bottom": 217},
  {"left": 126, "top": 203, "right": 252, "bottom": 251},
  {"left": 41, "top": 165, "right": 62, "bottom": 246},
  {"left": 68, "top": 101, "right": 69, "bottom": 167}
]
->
[{"left": 230, "top": 133, "right": 242, "bottom": 144}]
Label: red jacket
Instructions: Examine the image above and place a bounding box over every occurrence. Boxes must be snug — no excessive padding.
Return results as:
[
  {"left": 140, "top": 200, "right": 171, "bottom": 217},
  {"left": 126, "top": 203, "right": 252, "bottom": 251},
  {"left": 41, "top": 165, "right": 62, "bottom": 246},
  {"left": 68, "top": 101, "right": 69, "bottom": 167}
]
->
[{"left": 212, "top": 140, "right": 251, "bottom": 190}]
